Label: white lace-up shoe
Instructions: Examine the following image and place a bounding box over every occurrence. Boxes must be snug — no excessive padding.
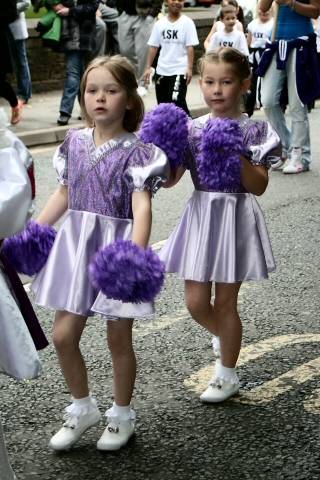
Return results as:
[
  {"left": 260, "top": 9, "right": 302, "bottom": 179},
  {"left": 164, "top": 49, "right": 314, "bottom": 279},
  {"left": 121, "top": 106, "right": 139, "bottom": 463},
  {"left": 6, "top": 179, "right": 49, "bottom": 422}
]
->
[
  {"left": 283, "top": 148, "right": 309, "bottom": 174},
  {"left": 97, "top": 408, "right": 135, "bottom": 451},
  {"left": 271, "top": 157, "right": 286, "bottom": 171},
  {"left": 49, "top": 400, "right": 101, "bottom": 451}
]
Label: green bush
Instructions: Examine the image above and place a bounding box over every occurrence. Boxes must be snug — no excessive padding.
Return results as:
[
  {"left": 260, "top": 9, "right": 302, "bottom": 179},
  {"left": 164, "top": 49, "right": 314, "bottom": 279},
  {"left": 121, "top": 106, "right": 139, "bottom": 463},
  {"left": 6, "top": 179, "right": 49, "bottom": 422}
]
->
[{"left": 25, "top": 6, "right": 46, "bottom": 18}]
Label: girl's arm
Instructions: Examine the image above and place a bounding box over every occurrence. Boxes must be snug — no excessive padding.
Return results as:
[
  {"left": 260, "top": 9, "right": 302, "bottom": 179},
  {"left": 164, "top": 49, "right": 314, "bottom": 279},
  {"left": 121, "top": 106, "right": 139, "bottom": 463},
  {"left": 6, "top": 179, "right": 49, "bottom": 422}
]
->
[
  {"left": 240, "top": 157, "right": 269, "bottom": 196},
  {"left": 204, "top": 23, "right": 217, "bottom": 51},
  {"left": 287, "top": 0, "right": 320, "bottom": 19},
  {"left": 186, "top": 46, "right": 194, "bottom": 85},
  {"left": 131, "top": 191, "right": 152, "bottom": 248},
  {"left": 144, "top": 46, "right": 159, "bottom": 84},
  {"left": 247, "top": 31, "right": 252, "bottom": 47},
  {"left": 163, "top": 166, "right": 186, "bottom": 188},
  {"left": 36, "top": 185, "right": 68, "bottom": 225}
]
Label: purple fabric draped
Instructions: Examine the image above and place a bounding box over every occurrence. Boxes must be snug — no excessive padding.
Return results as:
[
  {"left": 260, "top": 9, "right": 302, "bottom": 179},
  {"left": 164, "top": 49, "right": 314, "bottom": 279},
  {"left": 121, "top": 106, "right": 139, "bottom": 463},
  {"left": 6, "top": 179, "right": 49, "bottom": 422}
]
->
[{"left": 0, "top": 253, "right": 48, "bottom": 350}]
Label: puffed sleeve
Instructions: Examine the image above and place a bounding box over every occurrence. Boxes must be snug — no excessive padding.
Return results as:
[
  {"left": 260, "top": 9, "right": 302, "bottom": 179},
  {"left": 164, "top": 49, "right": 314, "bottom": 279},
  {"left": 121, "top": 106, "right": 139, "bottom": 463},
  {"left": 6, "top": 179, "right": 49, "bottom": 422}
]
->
[
  {"left": 52, "top": 129, "right": 75, "bottom": 185},
  {"left": 244, "top": 120, "right": 282, "bottom": 169},
  {"left": 124, "top": 141, "right": 170, "bottom": 196}
]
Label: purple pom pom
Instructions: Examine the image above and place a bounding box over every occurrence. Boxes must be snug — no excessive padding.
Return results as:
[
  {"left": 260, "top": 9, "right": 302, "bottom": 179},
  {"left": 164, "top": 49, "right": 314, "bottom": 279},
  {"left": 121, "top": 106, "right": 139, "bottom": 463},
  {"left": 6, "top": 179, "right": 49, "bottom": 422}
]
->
[
  {"left": 140, "top": 103, "right": 189, "bottom": 169},
  {"left": 199, "top": 118, "right": 244, "bottom": 190},
  {"left": 2, "top": 220, "right": 56, "bottom": 275},
  {"left": 88, "top": 240, "right": 165, "bottom": 303}
]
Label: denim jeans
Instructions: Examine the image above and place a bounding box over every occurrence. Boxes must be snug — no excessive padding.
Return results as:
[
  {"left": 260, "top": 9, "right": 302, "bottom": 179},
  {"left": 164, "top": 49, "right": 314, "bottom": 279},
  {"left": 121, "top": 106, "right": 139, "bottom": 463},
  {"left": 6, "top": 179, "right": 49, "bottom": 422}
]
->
[
  {"left": 9, "top": 39, "right": 32, "bottom": 102},
  {"left": 59, "top": 50, "right": 86, "bottom": 117},
  {"left": 260, "top": 48, "right": 311, "bottom": 165}
]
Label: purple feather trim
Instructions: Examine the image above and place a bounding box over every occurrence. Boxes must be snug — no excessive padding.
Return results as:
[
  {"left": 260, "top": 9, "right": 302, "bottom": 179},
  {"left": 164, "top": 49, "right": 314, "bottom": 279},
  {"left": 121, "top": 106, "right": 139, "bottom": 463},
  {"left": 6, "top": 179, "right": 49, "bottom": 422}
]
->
[
  {"left": 2, "top": 220, "right": 56, "bottom": 276},
  {"left": 140, "top": 103, "right": 189, "bottom": 169},
  {"left": 88, "top": 240, "right": 165, "bottom": 303},
  {"left": 199, "top": 118, "right": 244, "bottom": 190}
]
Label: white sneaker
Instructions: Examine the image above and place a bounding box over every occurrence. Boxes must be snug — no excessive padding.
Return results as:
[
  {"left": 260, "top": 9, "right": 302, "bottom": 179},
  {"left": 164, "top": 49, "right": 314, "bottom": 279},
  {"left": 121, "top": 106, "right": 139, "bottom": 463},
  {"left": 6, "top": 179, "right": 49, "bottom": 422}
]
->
[
  {"left": 271, "top": 157, "right": 286, "bottom": 171},
  {"left": 283, "top": 148, "right": 309, "bottom": 174},
  {"left": 211, "top": 336, "right": 221, "bottom": 358},
  {"left": 137, "top": 85, "right": 148, "bottom": 97},
  {"left": 97, "top": 408, "right": 135, "bottom": 451},
  {"left": 49, "top": 400, "right": 101, "bottom": 451}
]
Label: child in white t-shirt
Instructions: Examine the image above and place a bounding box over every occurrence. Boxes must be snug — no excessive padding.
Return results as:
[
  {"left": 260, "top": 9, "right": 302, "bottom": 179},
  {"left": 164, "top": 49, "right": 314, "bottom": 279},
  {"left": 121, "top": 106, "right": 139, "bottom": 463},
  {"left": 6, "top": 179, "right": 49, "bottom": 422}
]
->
[
  {"left": 247, "top": 8, "right": 273, "bottom": 49},
  {"left": 245, "top": 7, "right": 273, "bottom": 117},
  {"left": 204, "top": 0, "right": 244, "bottom": 52},
  {"left": 144, "top": 0, "right": 199, "bottom": 115},
  {"left": 208, "top": 5, "right": 249, "bottom": 56}
]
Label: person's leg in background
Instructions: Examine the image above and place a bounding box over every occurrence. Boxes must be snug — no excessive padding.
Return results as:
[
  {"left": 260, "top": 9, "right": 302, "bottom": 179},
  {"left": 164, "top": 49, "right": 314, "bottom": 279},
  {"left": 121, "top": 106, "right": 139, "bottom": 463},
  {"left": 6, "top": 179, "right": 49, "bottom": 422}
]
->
[
  {"left": 93, "top": 15, "right": 107, "bottom": 57},
  {"left": 0, "top": 76, "right": 21, "bottom": 125},
  {"left": 172, "top": 74, "right": 190, "bottom": 116},
  {"left": 99, "top": 3, "right": 119, "bottom": 54},
  {"left": 10, "top": 38, "right": 32, "bottom": 105},
  {"left": 282, "top": 49, "right": 311, "bottom": 173},
  {"left": 134, "top": 15, "right": 156, "bottom": 95},
  {"left": 58, "top": 50, "right": 86, "bottom": 126},
  {"left": 260, "top": 56, "right": 290, "bottom": 169},
  {"left": 118, "top": 13, "right": 137, "bottom": 70},
  {"left": 155, "top": 74, "right": 174, "bottom": 104},
  {"left": 155, "top": 74, "right": 190, "bottom": 115}
]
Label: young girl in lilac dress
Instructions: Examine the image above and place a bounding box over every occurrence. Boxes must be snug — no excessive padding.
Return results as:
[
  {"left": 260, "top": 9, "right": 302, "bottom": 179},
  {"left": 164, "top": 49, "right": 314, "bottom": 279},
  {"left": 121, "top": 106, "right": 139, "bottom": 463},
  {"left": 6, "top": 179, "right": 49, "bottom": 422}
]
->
[
  {"left": 11, "top": 55, "right": 169, "bottom": 451},
  {"left": 159, "top": 47, "right": 281, "bottom": 403}
]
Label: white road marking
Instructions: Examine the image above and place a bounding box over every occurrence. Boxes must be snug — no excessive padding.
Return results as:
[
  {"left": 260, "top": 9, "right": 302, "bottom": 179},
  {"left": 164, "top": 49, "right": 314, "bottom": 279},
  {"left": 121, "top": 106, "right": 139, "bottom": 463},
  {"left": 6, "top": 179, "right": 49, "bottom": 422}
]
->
[
  {"left": 133, "top": 309, "right": 190, "bottom": 338},
  {"left": 304, "top": 388, "right": 320, "bottom": 415},
  {"left": 184, "top": 333, "right": 320, "bottom": 413},
  {"left": 151, "top": 239, "right": 167, "bottom": 251}
]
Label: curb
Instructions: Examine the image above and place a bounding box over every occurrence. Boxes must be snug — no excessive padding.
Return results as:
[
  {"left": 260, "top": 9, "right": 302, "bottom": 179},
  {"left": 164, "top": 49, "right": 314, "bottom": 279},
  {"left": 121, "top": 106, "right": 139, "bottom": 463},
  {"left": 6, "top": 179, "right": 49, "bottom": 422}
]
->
[{"left": 16, "top": 105, "right": 210, "bottom": 148}]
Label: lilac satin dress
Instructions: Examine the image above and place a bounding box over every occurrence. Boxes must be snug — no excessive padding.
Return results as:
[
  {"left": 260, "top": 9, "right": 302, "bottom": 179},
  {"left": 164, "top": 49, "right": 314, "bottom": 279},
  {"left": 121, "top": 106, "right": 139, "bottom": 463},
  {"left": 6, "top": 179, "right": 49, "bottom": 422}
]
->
[
  {"left": 32, "top": 128, "right": 169, "bottom": 319},
  {"left": 159, "top": 114, "right": 281, "bottom": 283}
]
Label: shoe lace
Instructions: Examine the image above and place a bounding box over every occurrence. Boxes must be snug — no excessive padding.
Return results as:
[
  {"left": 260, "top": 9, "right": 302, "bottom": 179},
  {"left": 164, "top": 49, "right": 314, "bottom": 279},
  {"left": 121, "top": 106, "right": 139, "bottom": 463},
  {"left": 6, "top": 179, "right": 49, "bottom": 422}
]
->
[{"left": 63, "top": 411, "right": 79, "bottom": 429}]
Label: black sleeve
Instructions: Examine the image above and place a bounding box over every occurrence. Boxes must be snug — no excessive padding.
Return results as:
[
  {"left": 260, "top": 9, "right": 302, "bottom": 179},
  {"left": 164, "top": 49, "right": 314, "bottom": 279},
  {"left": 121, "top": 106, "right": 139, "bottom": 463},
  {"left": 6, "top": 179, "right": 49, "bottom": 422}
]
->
[
  {"left": 0, "top": 0, "right": 18, "bottom": 25},
  {"left": 68, "top": 0, "right": 100, "bottom": 20}
]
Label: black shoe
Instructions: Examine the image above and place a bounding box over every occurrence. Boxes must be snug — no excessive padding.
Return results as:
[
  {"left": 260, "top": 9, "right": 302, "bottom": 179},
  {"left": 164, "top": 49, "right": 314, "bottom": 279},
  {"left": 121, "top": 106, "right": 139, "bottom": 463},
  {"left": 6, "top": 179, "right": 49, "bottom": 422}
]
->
[{"left": 57, "top": 114, "right": 70, "bottom": 126}]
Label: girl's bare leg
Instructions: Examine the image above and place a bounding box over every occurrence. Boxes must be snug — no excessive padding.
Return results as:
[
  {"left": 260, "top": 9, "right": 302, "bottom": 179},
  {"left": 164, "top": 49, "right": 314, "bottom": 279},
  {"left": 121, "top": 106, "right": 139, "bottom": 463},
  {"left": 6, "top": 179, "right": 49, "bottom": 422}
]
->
[
  {"left": 185, "top": 280, "right": 242, "bottom": 367},
  {"left": 185, "top": 280, "right": 219, "bottom": 336},
  {"left": 52, "top": 310, "right": 88, "bottom": 399},
  {"left": 107, "top": 319, "right": 136, "bottom": 406},
  {"left": 213, "top": 282, "right": 242, "bottom": 368}
]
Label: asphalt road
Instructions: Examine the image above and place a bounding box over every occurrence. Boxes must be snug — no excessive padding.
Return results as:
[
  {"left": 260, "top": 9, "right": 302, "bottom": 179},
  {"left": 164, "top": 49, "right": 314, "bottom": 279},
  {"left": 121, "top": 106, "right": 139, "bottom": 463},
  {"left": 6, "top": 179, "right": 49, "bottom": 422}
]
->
[{"left": 1, "top": 108, "right": 320, "bottom": 480}]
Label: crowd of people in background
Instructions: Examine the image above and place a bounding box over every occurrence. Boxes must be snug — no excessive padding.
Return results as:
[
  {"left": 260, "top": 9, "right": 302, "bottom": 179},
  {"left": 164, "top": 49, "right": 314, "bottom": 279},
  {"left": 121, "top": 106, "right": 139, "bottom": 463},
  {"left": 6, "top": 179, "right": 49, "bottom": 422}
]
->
[{"left": 1, "top": 1, "right": 320, "bottom": 139}]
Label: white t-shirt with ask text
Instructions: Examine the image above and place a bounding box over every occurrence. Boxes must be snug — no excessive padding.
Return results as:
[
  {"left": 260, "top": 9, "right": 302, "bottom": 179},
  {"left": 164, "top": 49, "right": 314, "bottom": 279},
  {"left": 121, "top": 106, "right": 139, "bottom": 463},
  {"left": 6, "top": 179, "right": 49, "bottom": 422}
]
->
[
  {"left": 247, "top": 18, "right": 274, "bottom": 48},
  {"left": 148, "top": 14, "right": 199, "bottom": 76},
  {"left": 208, "top": 29, "right": 249, "bottom": 56}
]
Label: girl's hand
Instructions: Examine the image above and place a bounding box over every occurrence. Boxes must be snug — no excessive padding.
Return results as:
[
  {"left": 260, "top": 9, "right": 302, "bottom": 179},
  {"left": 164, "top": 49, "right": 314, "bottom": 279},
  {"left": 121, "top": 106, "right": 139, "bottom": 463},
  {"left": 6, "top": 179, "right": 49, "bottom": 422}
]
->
[
  {"left": 185, "top": 68, "right": 193, "bottom": 85},
  {"left": 275, "top": 0, "right": 290, "bottom": 5},
  {"left": 131, "top": 191, "right": 152, "bottom": 248},
  {"left": 56, "top": 7, "right": 70, "bottom": 16},
  {"left": 143, "top": 67, "right": 153, "bottom": 85}
]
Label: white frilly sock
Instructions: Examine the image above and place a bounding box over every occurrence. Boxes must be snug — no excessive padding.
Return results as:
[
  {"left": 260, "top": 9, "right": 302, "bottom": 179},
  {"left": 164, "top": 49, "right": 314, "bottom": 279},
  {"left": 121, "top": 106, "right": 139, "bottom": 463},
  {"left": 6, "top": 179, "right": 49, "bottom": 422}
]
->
[
  {"left": 215, "top": 359, "right": 238, "bottom": 383},
  {"left": 111, "top": 402, "right": 132, "bottom": 420}
]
